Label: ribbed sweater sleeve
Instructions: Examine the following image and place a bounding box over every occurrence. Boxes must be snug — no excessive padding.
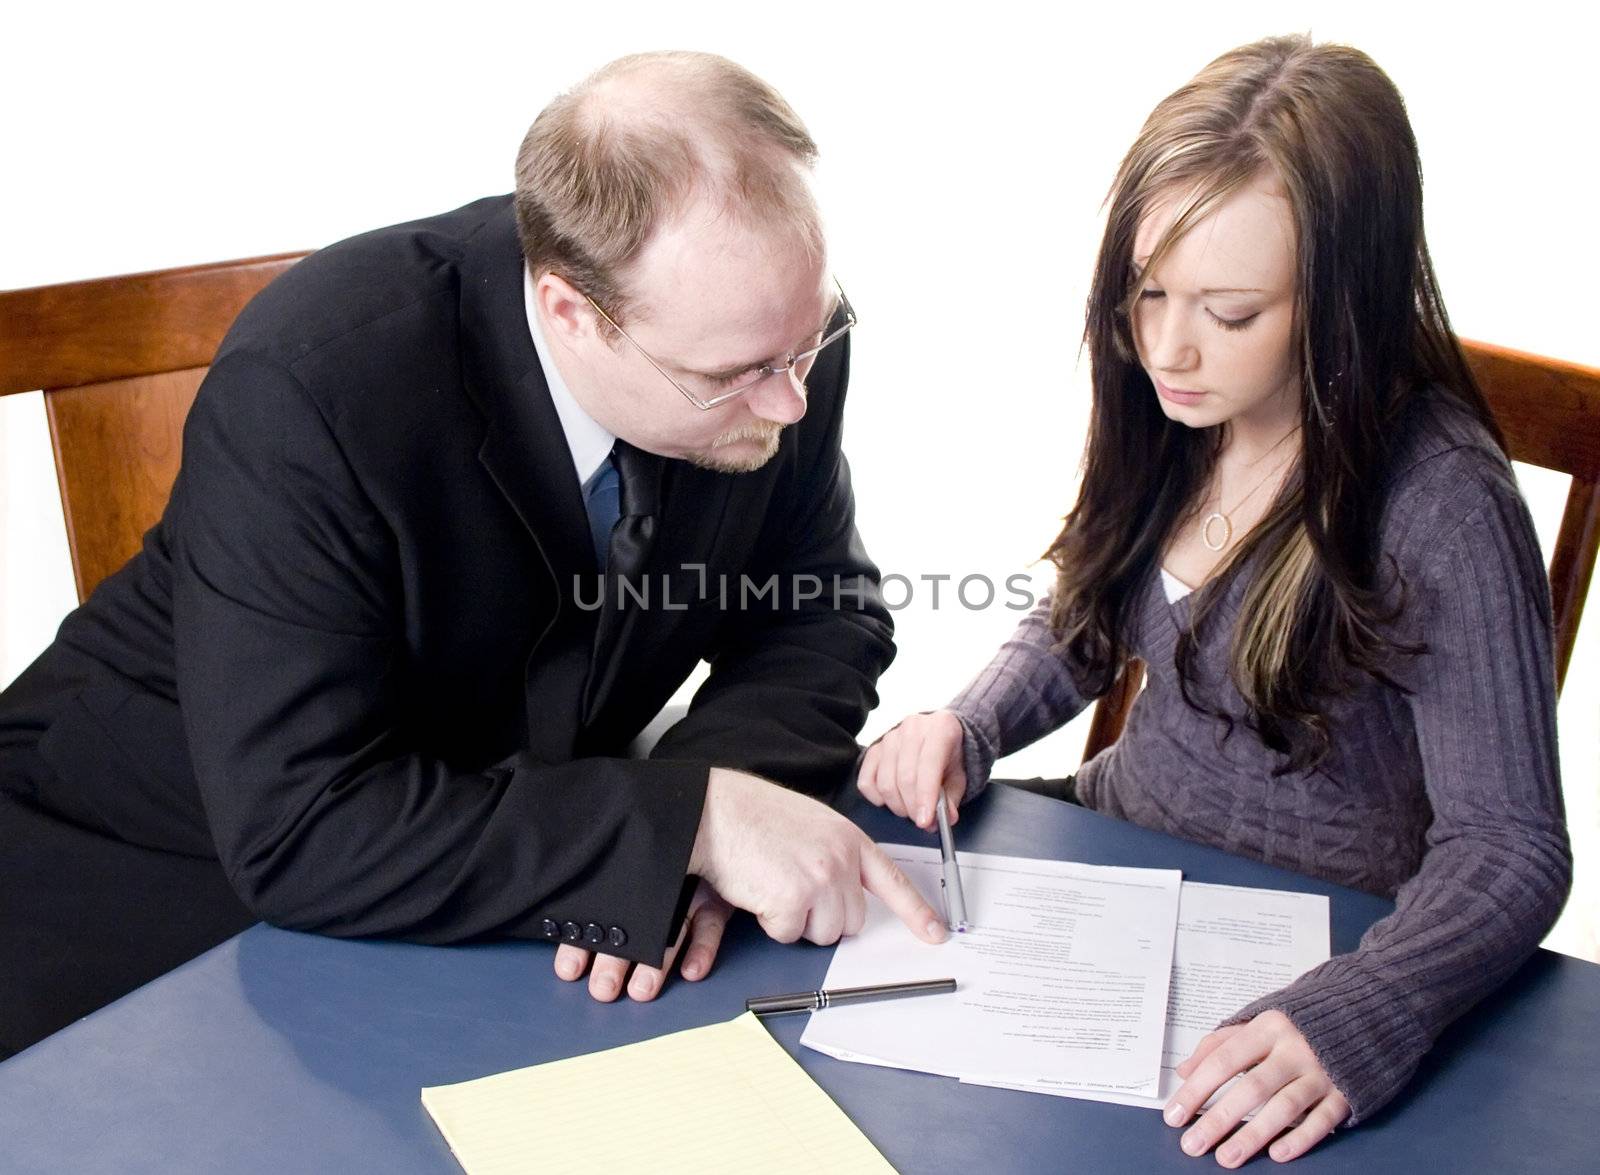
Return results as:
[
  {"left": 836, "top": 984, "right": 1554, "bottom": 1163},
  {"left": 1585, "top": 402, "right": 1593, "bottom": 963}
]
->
[
  {"left": 1225, "top": 455, "right": 1572, "bottom": 1123},
  {"left": 946, "top": 598, "right": 1093, "bottom": 799}
]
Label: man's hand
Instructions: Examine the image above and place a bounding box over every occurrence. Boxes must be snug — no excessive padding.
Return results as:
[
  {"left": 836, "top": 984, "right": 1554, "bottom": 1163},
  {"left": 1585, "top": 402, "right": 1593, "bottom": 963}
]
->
[
  {"left": 554, "top": 880, "right": 732, "bottom": 1002},
  {"left": 857, "top": 710, "right": 968, "bottom": 831},
  {"left": 1163, "top": 1010, "right": 1350, "bottom": 1166},
  {"left": 690, "top": 767, "right": 948, "bottom": 946}
]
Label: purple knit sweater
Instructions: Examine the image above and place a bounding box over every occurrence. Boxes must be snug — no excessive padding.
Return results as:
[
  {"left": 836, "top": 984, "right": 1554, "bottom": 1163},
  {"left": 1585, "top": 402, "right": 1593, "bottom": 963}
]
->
[{"left": 948, "top": 393, "right": 1571, "bottom": 1123}]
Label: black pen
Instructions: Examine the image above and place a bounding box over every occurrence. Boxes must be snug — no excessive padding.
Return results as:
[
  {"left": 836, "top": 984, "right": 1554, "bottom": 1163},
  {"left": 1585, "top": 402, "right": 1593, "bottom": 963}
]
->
[{"left": 746, "top": 978, "right": 957, "bottom": 1016}]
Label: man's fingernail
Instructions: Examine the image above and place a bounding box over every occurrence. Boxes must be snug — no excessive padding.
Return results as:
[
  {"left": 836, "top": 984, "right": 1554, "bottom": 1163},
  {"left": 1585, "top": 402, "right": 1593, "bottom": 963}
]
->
[
  {"left": 596, "top": 975, "right": 618, "bottom": 996},
  {"left": 559, "top": 960, "right": 579, "bottom": 979},
  {"left": 1270, "top": 1143, "right": 1289, "bottom": 1161},
  {"left": 1164, "top": 1102, "right": 1184, "bottom": 1125},
  {"left": 1182, "top": 1131, "right": 1202, "bottom": 1156},
  {"left": 630, "top": 975, "right": 654, "bottom": 998},
  {"left": 927, "top": 919, "right": 948, "bottom": 940},
  {"left": 1219, "top": 1145, "right": 1240, "bottom": 1166},
  {"left": 921, "top": 807, "right": 932, "bottom": 825},
  {"left": 683, "top": 953, "right": 704, "bottom": 979}
]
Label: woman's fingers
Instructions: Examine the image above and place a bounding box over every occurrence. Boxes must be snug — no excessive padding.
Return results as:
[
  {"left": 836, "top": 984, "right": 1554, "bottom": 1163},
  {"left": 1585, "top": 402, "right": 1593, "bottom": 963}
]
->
[
  {"left": 913, "top": 724, "right": 957, "bottom": 828},
  {"left": 1265, "top": 1093, "right": 1347, "bottom": 1162},
  {"left": 1208, "top": 1075, "right": 1325, "bottom": 1168},
  {"left": 859, "top": 713, "right": 969, "bottom": 830}
]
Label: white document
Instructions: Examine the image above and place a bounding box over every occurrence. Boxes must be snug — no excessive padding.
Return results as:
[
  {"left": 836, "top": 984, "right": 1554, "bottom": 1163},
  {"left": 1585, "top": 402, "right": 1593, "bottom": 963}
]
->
[
  {"left": 800, "top": 845, "right": 1182, "bottom": 1096},
  {"left": 967, "top": 881, "right": 1330, "bottom": 1109}
]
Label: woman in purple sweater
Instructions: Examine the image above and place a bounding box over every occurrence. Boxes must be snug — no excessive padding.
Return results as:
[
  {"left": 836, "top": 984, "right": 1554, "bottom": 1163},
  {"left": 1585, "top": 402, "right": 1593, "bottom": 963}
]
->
[{"left": 858, "top": 34, "right": 1570, "bottom": 1167}]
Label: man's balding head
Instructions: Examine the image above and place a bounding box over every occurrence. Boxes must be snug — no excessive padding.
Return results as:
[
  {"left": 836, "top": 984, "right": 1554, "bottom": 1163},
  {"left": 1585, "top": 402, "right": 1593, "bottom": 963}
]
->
[{"left": 515, "top": 51, "right": 822, "bottom": 326}]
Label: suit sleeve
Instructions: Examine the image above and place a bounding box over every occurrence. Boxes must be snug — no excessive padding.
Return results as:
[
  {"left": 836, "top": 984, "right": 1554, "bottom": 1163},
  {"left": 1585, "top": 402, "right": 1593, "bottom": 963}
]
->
[
  {"left": 647, "top": 332, "right": 896, "bottom": 796},
  {"left": 170, "top": 352, "right": 703, "bottom": 965}
]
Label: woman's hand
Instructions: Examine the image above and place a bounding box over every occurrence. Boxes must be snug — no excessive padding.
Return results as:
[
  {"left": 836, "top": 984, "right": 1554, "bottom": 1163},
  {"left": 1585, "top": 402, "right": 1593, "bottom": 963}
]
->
[
  {"left": 857, "top": 710, "right": 969, "bottom": 831},
  {"left": 1163, "top": 1010, "right": 1349, "bottom": 1166}
]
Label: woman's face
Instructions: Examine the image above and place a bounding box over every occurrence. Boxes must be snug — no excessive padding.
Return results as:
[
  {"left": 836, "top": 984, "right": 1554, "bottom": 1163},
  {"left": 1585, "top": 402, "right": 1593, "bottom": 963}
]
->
[{"left": 1130, "top": 169, "right": 1301, "bottom": 441}]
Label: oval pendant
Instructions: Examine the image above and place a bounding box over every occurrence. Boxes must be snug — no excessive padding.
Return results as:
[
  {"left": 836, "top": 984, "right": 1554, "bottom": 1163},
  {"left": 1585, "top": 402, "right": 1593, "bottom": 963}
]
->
[{"left": 1201, "top": 512, "right": 1232, "bottom": 552}]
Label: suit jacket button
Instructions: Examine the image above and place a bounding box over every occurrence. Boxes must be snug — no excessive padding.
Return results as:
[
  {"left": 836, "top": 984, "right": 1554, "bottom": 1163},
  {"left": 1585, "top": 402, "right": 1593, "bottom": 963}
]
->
[
  {"left": 607, "top": 926, "right": 628, "bottom": 948},
  {"left": 540, "top": 919, "right": 559, "bottom": 939},
  {"left": 561, "top": 921, "right": 581, "bottom": 943},
  {"left": 583, "top": 923, "right": 604, "bottom": 946}
]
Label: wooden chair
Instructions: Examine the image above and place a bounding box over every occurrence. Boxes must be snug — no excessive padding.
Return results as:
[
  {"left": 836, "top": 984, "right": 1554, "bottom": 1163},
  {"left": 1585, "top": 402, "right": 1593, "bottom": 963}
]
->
[
  {"left": 0, "top": 253, "right": 307, "bottom": 602},
  {"left": 0, "top": 253, "right": 310, "bottom": 1057},
  {"left": 1081, "top": 340, "right": 1600, "bottom": 762}
]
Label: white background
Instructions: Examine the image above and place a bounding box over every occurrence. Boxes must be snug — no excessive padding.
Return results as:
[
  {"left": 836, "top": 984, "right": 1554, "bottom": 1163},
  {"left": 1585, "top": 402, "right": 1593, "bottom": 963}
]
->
[{"left": 2, "top": 0, "right": 1595, "bottom": 958}]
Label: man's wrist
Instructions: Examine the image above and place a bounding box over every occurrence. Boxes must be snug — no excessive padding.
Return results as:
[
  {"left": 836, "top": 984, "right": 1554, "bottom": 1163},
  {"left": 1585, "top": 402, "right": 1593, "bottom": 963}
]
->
[{"left": 688, "top": 766, "right": 732, "bottom": 878}]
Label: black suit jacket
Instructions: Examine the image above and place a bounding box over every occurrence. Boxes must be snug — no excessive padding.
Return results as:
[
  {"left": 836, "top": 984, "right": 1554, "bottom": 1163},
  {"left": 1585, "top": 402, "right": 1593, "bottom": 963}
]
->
[{"left": 7, "top": 196, "right": 893, "bottom": 966}]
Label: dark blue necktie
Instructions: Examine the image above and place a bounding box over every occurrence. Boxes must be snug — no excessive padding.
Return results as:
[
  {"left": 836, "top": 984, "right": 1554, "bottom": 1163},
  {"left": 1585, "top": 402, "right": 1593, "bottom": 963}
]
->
[
  {"left": 581, "top": 456, "right": 621, "bottom": 571},
  {"left": 579, "top": 442, "right": 660, "bottom": 724}
]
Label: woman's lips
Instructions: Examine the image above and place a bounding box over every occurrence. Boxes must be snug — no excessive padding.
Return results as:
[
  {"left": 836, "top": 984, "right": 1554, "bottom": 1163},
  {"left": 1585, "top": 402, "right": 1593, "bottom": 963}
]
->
[{"left": 1154, "top": 378, "right": 1207, "bottom": 406}]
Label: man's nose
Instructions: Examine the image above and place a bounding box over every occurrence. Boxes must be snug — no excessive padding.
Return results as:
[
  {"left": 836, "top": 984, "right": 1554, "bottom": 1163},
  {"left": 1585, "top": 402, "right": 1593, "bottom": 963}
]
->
[{"left": 746, "top": 366, "right": 808, "bottom": 425}]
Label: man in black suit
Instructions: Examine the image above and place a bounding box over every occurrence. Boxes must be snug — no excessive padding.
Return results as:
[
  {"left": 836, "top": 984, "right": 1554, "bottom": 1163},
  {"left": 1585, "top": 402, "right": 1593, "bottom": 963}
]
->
[{"left": 0, "top": 50, "right": 944, "bottom": 1056}]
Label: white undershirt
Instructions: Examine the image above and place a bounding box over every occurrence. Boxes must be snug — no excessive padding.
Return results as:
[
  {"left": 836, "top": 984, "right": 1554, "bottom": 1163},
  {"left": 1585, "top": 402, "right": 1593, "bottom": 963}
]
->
[
  {"left": 1159, "top": 567, "right": 1194, "bottom": 604},
  {"left": 522, "top": 266, "right": 615, "bottom": 486}
]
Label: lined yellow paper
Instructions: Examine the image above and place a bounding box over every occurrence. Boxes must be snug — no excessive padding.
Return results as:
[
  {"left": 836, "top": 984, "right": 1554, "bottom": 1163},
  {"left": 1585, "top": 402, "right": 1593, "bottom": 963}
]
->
[{"left": 421, "top": 1011, "right": 895, "bottom": 1174}]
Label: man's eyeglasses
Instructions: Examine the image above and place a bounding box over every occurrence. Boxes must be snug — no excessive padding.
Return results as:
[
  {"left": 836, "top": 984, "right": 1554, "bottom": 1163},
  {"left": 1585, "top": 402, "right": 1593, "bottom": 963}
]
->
[{"left": 583, "top": 280, "right": 857, "bottom": 411}]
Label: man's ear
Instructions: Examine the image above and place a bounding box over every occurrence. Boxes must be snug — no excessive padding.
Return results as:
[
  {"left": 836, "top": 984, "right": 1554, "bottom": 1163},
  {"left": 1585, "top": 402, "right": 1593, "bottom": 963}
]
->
[{"left": 535, "top": 271, "right": 595, "bottom": 343}]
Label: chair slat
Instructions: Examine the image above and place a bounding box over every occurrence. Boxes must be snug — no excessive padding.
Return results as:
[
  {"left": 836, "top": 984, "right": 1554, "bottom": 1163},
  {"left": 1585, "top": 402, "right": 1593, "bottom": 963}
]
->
[
  {"left": 0, "top": 254, "right": 303, "bottom": 398},
  {"left": 1465, "top": 340, "right": 1600, "bottom": 483},
  {"left": 1549, "top": 477, "right": 1600, "bottom": 691},
  {"left": 1, "top": 254, "right": 306, "bottom": 601},
  {"left": 45, "top": 368, "right": 207, "bottom": 602}
]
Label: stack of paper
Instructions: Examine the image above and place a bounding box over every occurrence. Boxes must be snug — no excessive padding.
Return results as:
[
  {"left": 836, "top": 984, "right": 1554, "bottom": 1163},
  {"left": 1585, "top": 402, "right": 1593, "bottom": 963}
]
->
[
  {"left": 423, "top": 1011, "right": 894, "bottom": 1174},
  {"left": 802, "top": 846, "right": 1184, "bottom": 1098},
  {"left": 976, "top": 880, "right": 1331, "bottom": 1108},
  {"left": 801, "top": 846, "right": 1329, "bottom": 1107}
]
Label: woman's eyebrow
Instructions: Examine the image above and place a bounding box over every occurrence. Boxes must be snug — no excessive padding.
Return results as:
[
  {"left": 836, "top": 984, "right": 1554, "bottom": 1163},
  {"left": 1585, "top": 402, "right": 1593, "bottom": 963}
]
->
[{"left": 1131, "top": 259, "right": 1266, "bottom": 295}]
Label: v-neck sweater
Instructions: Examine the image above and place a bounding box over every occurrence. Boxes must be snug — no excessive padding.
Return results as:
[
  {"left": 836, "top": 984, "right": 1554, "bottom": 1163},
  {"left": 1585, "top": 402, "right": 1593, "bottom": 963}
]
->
[{"left": 947, "top": 390, "right": 1571, "bottom": 1123}]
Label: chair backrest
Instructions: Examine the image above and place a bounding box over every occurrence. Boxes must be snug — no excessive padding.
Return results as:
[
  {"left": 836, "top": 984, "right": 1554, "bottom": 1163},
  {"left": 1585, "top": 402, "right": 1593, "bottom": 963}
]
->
[
  {"left": 1081, "top": 339, "right": 1600, "bottom": 763},
  {"left": 0, "top": 254, "right": 306, "bottom": 602}
]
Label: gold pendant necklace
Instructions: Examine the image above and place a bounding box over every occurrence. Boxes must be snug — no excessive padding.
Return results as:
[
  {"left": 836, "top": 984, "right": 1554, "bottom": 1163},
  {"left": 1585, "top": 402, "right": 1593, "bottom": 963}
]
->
[
  {"left": 1199, "top": 510, "right": 1235, "bottom": 552},
  {"left": 1200, "top": 447, "right": 1297, "bottom": 553}
]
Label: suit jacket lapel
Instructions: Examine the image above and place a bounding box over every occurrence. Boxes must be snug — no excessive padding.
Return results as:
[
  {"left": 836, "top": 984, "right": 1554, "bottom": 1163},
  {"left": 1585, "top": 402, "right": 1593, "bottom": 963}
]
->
[
  {"left": 456, "top": 200, "right": 597, "bottom": 761},
  {"left": 457, "top": 203, "right": 596, "bottom": 589}
]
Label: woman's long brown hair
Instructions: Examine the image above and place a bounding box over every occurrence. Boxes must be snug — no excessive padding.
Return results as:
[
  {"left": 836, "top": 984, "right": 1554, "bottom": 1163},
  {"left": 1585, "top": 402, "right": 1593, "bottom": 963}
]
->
[{"left": 1047, "top": 35, "right": 1502, "bottom": 771}]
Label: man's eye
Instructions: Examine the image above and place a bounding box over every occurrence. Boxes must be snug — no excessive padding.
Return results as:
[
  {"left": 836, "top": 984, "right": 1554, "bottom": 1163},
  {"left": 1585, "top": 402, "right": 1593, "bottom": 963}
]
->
[{"left": 709, "top": 367, "right": 762, "bottom": 389}]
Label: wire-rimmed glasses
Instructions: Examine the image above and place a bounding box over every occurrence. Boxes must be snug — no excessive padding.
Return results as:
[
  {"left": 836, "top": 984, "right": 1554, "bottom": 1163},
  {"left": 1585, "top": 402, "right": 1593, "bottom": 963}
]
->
[{"left": 584, "top": 280, "right": 856, "bottom": 411}]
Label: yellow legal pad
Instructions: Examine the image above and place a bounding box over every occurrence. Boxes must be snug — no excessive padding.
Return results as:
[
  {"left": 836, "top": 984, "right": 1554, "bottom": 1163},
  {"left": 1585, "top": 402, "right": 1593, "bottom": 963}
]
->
[{"left": 420, "top": 1010, "right": 896, "bottom": 1174}]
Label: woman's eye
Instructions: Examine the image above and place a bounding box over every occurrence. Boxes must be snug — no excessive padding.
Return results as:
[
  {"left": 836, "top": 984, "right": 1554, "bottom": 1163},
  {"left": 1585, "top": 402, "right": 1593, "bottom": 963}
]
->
[
  {"left": 1138, "top": 288, "right": 1165, "bottom": 301},
  {"left": 1208, "top": 310, "right": 1259, "bottom": 332}
]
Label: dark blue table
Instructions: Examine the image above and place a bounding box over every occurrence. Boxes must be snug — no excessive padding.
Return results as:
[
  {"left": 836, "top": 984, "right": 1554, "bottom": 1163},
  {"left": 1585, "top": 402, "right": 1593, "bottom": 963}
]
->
[{"left": 1, "top": 785, "right": 1594, "bottom": 1173}]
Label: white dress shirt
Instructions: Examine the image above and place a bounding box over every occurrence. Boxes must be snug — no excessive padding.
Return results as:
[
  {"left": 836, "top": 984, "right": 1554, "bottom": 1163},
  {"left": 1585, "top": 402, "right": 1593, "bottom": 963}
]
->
[{"left": 523, "top": 266, "right": 616, "bottom": 487}]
